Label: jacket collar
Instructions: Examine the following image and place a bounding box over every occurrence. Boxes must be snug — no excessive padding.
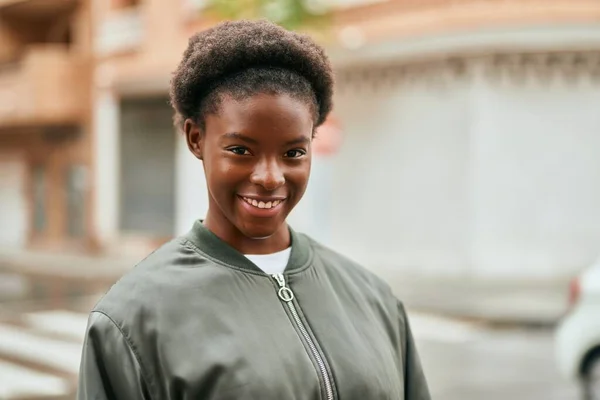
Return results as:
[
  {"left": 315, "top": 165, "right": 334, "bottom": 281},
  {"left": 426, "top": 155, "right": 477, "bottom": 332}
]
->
[{"left": 183, "top": 220, "right": 312, "bottom": 274}]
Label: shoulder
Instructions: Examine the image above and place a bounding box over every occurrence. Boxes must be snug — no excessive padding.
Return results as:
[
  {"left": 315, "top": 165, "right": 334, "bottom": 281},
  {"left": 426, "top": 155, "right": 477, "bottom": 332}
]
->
[
  {"left": 92, "top": 237, "right": 214, "bottom": 321},
  {"left": 305, "top": 234, "right": 395, "bottom": 299}
]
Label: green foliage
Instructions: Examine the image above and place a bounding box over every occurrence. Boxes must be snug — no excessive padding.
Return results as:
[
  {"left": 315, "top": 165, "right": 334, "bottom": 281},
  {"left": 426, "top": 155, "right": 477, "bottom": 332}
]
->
[{"left": 205, "top": 0, "right": 331, "bottom": 31}]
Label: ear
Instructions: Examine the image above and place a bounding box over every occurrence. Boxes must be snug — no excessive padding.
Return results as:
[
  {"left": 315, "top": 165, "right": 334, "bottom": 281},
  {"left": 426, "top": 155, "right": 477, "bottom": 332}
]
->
[{"left": 184, "top": 118, "right": 204, "bottom": 160}]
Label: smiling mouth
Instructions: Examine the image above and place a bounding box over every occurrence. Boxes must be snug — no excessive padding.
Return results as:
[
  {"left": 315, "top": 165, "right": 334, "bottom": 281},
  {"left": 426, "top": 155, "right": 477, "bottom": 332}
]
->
[{"left": 240, "top": 196, "right": 285, "bottom": 210}]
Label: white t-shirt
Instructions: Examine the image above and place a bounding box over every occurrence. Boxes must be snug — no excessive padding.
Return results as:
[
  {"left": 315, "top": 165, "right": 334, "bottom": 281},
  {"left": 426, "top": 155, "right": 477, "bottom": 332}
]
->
[{"left": 244, "top": 247, "right": 291, "bottom": 275}]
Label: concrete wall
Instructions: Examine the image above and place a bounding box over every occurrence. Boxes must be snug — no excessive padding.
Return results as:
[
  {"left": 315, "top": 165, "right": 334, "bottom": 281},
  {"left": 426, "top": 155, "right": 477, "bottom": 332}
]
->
[
  {"left": 469, "top": 63, "right": 600, "bottom": 279},
  {"left": 327, "top": 56, "right": 600, "bottom": 280},
  {"left": 330, "top": 68, "right": 471, "bottom": 277}
]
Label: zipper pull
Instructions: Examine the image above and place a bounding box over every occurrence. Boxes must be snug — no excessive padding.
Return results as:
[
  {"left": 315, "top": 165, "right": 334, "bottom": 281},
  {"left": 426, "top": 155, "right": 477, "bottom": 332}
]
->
[{"left": 272, "top": 273, "right": 295, "bottom": 302}]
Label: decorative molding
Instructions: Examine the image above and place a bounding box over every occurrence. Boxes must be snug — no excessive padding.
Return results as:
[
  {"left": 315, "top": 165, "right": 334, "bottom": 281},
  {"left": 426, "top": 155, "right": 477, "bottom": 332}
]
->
[
  {"left": 335, "top": 51, "right": 600, "bottom": 92},
  {"left": 95, "top": 7, "right": 143, "bottom": 56},
  {"left": 336, "top": 56, "right": 470, "bottom": 93},
  {"left": 482, "top": 52, "right": 600, "bottom": 85}
]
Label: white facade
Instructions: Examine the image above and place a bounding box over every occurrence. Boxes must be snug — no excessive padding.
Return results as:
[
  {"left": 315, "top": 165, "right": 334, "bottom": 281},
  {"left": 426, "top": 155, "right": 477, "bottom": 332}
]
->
[
  {"left": 469, "top": 61, "right": 600, "bottom": 279},
  {"left": 327, "top": 53, "right": 600, "bottom": 281},
  {"left": 330, "top": 66, "right": 471, "bottom": 277}
]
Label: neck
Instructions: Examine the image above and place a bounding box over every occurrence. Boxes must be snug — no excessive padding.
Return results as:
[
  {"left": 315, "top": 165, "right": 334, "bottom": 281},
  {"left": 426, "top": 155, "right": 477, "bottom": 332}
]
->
[{"left": 203, "top": 213, "right": 291, "bottom": 255}]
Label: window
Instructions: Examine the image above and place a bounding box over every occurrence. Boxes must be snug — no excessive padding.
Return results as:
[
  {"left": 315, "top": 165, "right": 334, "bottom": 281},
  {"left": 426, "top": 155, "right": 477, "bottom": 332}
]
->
[
  {"left": 65, "top": 165, "right": 87, "bottom": 238},
  {"left": 184, "top": 0, "right": 208, "bottom": 10},
  {"left": 119, "top": 98, "right": 176, "bottom": 236},
  {"left": 32, "top": 165, "right": 47, "bottom": 233},
  {"left": 96, "top": 1, "right": 144, "bottom": 55}
]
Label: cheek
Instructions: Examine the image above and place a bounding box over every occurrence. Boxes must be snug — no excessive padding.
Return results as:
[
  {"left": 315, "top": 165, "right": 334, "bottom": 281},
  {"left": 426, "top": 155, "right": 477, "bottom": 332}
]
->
[
  {"left": 204, "top": 158, "right": 241, "bottom": 196},
  {"left": 287, "top": 161, "right": 311, "bottom": 197}
]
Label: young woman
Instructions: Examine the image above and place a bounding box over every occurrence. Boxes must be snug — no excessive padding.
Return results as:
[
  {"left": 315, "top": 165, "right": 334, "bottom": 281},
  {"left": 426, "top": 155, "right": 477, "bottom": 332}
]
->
[{"left": 78, "top": 20, "right": 430, "bottom": 400}]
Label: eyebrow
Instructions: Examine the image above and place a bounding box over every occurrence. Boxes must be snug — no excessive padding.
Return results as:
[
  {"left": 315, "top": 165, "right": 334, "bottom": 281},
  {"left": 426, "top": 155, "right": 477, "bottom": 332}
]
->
[
  {"left": 222, "top": 132, "right": 310, "bottom": 146},
  {"left": 285, "top": 136, "right": 310, "bottom": 146},
  {"left": 222, "top": 132, "right": 258, "bottom": 144}
]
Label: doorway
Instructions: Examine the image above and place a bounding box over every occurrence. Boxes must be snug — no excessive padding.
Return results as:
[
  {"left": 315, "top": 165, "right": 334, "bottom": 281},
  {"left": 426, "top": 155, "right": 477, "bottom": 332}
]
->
[{"left": 119, "top": 97, "right": 176, "bottom": 237}]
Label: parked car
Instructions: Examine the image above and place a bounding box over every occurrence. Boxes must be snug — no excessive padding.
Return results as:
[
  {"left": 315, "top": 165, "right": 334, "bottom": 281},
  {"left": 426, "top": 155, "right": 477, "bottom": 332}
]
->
[{"left": 556, "top": 258, "right": 600, "bottom": 399}]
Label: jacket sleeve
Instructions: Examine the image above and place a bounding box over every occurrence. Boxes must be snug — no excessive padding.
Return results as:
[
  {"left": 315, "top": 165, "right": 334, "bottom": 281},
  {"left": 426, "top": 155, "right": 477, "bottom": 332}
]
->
[
  {"left": 398, "top": 301, "right": 431, "bottom": 400},
  {"left": 77, "top": 311, "right": 152, "bottom": 400}
]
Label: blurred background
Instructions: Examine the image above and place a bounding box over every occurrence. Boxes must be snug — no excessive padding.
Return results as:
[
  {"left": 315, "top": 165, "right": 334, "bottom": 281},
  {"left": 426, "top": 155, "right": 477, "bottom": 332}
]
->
[{"left": 1, "top": 0, "right": 600, "bottom": 398}]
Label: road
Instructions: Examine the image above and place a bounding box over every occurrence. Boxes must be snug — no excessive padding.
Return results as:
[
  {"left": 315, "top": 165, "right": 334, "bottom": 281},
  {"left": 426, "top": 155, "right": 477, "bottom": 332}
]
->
[
  {"left": 410, "top": 312, "right": 580, "bottom": 400},
  {"left": 0, "top": 304, "right": 580, "bottom": 400}
]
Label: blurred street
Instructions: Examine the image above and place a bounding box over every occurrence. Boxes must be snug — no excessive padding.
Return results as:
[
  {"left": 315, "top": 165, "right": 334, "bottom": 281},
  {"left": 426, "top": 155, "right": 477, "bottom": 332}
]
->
[{"left": 413, "top": 313, "right": 579, "bottom": 400}]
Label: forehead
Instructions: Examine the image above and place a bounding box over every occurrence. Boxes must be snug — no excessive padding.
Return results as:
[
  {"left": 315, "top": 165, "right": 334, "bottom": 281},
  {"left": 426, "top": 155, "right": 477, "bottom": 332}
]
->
[{"left": 205, "top": 93, "right": 314, "bottom": 139}]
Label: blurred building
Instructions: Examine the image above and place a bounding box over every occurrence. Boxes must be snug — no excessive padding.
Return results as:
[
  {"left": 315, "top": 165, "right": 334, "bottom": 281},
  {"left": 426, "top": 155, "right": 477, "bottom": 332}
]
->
[
  {"left": 328, "top": 0, "right": 600, "bottom": 280},
  {"left": 2, "top": 0, "right": 600, "bottom": 283},
  {"left": 0, "top": 0, "right": 92, "bottom": 251}
]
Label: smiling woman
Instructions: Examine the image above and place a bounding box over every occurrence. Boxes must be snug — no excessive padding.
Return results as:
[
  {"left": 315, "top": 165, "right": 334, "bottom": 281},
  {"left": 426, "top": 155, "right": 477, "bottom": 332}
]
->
[{"left": 77, "top": 19, "right": 431, "bottom": 400}]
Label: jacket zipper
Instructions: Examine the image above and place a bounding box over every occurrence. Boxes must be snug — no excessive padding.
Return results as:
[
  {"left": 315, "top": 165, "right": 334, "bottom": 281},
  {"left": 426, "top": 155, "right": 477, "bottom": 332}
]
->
[{"left": 272, "top": 273, "right": 334, "bottom": 400}]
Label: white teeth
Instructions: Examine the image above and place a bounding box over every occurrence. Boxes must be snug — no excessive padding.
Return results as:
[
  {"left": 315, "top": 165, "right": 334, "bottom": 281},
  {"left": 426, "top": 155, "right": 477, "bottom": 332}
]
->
[{"left": 242, "top": 197, "right": 284, "bottom": 209}]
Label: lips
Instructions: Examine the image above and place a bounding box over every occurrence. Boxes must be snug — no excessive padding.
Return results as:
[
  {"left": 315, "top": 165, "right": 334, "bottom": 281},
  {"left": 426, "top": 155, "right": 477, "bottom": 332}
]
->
[
  {"left": 240, "top": 196, "right": 284, "bottom": 210},
  {"left": 237, "top": 195, "right": 286, "bottom": 218}
]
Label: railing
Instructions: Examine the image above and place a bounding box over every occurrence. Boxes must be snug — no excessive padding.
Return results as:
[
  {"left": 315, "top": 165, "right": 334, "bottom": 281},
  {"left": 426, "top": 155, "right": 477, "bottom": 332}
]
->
[
  {"left": 95, "top": 6, "right": 144, "bottom": 55},
  {"left": 0, "top": 0, "right": 78, "bottom": 13},
  {"left": 0, "top": 23, "right": 20, "bottom": 63},
  {"left": 0, "top": 0, "right": 22, "bottom": 7},
  {"left": 335, "top": 0, "right": 600, "bottom": 35},
  {"left": 340, "top": 0, "right": 600, "bottom": 13},
  {"left": 389, "top": 0, "right": 589, "bottom": 7},
  {"left": 0, "top": 45, "right": 89, "bottom": 127}
]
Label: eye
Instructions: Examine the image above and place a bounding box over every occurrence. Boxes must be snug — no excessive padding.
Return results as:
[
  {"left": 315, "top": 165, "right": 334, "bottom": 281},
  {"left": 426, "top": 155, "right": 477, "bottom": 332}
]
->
[
  {"left": 284, "top": 149, "right": 306, "bottom": 158},
  {"left": 227, "top": 146, "right": 251, "bottom": 156}
]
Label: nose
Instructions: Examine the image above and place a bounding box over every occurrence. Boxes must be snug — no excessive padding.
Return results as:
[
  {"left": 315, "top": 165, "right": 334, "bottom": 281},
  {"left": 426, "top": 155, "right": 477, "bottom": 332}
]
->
[{"left": 250, "top": 157, "right": 285, "bottom": 191}]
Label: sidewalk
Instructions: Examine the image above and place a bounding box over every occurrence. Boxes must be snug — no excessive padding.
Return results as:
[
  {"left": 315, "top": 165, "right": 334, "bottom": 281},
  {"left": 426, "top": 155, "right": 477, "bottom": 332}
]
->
[
  {"left": 0, "top": 248, "right": 138, "bottom": 282},
  {"left": 0, "top": 249, "right": 571, "bottom": 327},
  {"left": 0, "top": 248, "right": 140, "bottom": 309},
  {"left": 381, "top": 271, "right": 570, "bottom": 328}
]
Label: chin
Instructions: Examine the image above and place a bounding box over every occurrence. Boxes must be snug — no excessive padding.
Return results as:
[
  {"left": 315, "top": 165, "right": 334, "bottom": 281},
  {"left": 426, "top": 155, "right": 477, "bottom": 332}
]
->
[{"left": 238, "top": 220, "right": 284, "bottom": 240}]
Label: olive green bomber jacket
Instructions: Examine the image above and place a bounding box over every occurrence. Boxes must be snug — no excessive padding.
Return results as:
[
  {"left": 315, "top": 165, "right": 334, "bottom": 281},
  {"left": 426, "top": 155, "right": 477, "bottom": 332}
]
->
[{"left": 77, "top": 221, "right": 431, "bottom": 400}]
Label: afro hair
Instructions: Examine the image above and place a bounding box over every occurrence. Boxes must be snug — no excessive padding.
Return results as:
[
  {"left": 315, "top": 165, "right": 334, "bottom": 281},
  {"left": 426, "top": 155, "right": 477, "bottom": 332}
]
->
[{"left": 169, "top": 19, "right": 334, "bottom": 133}]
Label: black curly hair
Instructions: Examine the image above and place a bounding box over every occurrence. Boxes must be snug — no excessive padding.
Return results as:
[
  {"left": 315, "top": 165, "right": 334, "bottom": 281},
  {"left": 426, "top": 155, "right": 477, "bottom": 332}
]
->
[{"left": 169, "top": 19, "right": 334, "bottom": 135}]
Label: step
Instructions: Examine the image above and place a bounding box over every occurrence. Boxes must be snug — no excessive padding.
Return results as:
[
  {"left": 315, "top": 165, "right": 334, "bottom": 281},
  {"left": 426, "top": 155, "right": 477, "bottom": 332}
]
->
[
  {"left": 0, "top": 360, "right": 70, "bottom": 399},
  {"left": 408, "top": 311, "right": 486, "bottom": 344},
  {"left": 0, "top": 324, "right": 83, "bottom": 375},
  {"left": 23, "top": 310, "right": 89, "bottom": 342}
]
